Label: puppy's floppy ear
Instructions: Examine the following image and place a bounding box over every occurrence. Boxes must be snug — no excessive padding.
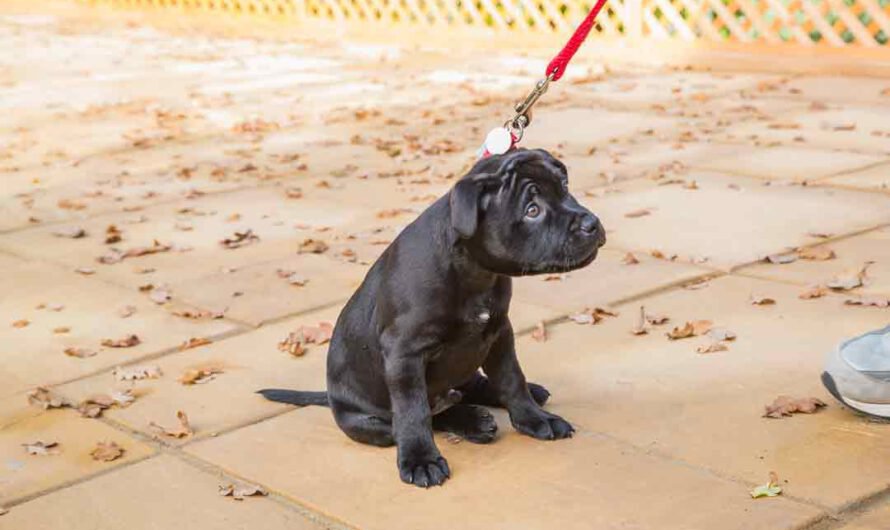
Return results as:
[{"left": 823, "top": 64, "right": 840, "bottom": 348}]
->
[{"left": 450, "top": 175, "right": 489, "bottom": 239}]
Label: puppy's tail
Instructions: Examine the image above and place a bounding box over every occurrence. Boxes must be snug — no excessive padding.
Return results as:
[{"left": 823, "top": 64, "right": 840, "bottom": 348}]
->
[{"left": 257, "top": 389, "right": 330, "bottom": 407}]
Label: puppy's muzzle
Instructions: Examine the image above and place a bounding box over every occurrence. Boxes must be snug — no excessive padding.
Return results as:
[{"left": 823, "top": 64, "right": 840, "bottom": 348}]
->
[{"left": 572, "top": 212, "right": 606, "bottom": 248}]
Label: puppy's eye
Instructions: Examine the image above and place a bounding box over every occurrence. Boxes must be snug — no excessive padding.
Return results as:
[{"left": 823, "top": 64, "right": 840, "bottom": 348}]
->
[{"left": 525, "top": 203, "right": 541, "bottom": 219}]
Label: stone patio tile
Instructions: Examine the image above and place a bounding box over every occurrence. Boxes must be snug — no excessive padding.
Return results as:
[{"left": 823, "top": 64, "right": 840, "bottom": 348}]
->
[
  {"left": 581, "top": 171, "right": 890, "bottom": 270},
  {"left": 0, "top": 455, "right": 326, "bottom": 529},
  {"left": 57, "top": 307, "right": 338, "bottom": 441},
  {"left": 186, "top": 406, "right": 822, "bottom": 530},
  {"left": 515, "top": 275, "right": 890, "bottom": 510},
  {"left": 823, "top": 161, "right": 890, "bottom": 192},
  {"left": 690, "top": 143, "right": 883, "bottom": 180},
  {"left": 0, "top": 397, "right": 154, "bottom": 504},
  {"left": 740, "top": 226, "right": 890, "bottom": 296},
  {"left": 774, "top": 76, "right": 890, "bottom": 106},
  {"left": 838, "top": 501, "right": 890, "bottom": 530},
  {"left": 512, "top": 248, "right": 710, "bottom": 316},
  {"left": 0, "top": 253, "right": 237, "bottom": 398}
]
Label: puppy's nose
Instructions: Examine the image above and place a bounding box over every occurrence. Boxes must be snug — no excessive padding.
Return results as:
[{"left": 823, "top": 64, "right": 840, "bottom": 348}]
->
[{"left": 577, "top": 213, "right": 600, "bottom": 235}]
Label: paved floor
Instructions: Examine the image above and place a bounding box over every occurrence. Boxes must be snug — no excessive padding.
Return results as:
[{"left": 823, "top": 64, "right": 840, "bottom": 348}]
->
[{"left": 2, "top": 3, "right": 890, "bottom": 529}]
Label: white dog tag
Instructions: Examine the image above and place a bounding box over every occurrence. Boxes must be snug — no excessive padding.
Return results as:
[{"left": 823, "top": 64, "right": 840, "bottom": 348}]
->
[{"left": 481, "top": 127, "right": 513, "bottom": 156}]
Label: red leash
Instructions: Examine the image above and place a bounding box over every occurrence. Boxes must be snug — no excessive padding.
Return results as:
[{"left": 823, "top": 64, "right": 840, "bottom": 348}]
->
[{"left": 479, "top": 0, "right": 609, "bottom": 157}]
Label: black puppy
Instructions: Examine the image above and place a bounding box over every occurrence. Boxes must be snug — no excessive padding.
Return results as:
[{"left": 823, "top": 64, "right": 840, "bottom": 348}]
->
[{"left": 261, "top": 148, "right": 605, "bottom": 488}]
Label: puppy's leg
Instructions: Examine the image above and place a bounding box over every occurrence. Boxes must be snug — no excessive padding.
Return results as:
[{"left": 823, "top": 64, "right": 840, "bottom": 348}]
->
[
  {"left": 331, "top": 407, "right": 395, "bottom": 447},
  {"left": 385, "top": 353, "right": 450, "bottom": 488},
  {"left": 432, "top": 404, "right": 498, "bottom": 444},
  {"left": 458, "top": 371, "right": 550, "bottom": 407},
  {"left": 483, "top": 324, "right": 574, "bottom": 440}
]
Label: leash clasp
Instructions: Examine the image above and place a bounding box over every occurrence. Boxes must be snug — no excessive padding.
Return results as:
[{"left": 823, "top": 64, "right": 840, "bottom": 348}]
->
[{"left": 505, "top": 72, "right": 555, "bottom": 141}]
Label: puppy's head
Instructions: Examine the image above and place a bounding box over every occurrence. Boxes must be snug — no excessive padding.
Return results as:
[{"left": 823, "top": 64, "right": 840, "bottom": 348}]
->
[{"left": 449, "top": 148, "right": 605, "bottom": 276}]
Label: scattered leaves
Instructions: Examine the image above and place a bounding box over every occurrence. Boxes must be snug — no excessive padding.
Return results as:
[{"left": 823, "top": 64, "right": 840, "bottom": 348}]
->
[
  {"left": 179, "top": 337, "right": 212, "bottom": 351},
  {"left": 749, "top": 295, "right": 776, "bottom": 306},
  {"left": 78, "top": 394, "right": 115, "bottom": 418},
  {"left": 27, "top": 387, "right": 69, "bottom": 409},
  {"left": 220, "top": 229, "right": 259, "bottom": 249},
  {"left": 149, "top": 410, "right": 193, "bottom": 438},
  {"left": 11, "top": 319, "right": 29, "bottom": 328},
  {"left": 826, "top": 263, "right": 871, "bottom": 291},
  {"left": 297, "top": 238, "right": 329, "bottom": 254},
  {"left": 277, "top": 269, "right": 308, "bottom": 286},
  {"left": 765, "top": 253, "right": 797, "bottom": 265},
  {"left": 844, "top": 295, "right": 890, "bottom": 308},
  {"left": 799, "top": 286, "right": 829, "bottom": 299},
  {"left": 179, "top": 363, "right": 224, "bottom": 385},
  {"left": 750, "top": 472, "right": 782, "bottom": 499},
  {"left": 22, "top": 441, "right": 59, "bottom": 456},
  {"left": 798, "top": 247, "right": 836, "bottom": 261},
  {"left": 569, "top": 307, "right": 618, "bottom": 325},
  {"left": 90, "top": 441, "right": 124, "bottom": 462},
  {"left": 64, "top": 347, "right": 97, "bottom": 359},
  {"left": 531, "top": 321, "right": 547, "bottom": 342},
  {"left": 219, "top": 483, "right": 267, "bottom": 501},
  {"left": 667, "top": 320, "right": 713, "bottom": 340},
  {"left": 52, "top": 226, "right": 86, "bottom": 238},
  {"left": 707, "top": 327, "right": 737, "bottom": 342},
  {"left": 98, "top": 241, "right": 172, "bottom": 264},
  {"left": 696, "top": 342, "right": 728, "bottom": 354},
  {"left": 104, "top": 225, "right": 122, "bottom": 244},
  {"left": 113, "top": 365, "right": 162, "bottom": 381},
  {"left": 763, "top": 396, "right": 827, "bottom": 418},
  {"left": 622, "top": 252, "right": 640, "bottom": 265},
  {"left": 101, "top": 334, "right": 141, "bottom": 348},
  {"left": 278, "top": 333, "right": 306, "bottom": 357}
]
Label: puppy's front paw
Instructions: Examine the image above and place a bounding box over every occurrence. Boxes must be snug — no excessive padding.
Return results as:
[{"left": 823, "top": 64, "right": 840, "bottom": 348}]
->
[
  {"left": 398, "top": 453, "right": 451, "bottom": 488},
  {"left": 512, "top": 410, "right": 574, "bottom": 440}
]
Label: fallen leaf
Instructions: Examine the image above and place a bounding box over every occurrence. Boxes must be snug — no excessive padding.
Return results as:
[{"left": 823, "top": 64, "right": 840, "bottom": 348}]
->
[
  {"left": 179, "top": 363, "right": 224, "bottom": 385},
  {"left": 749, "top": 295, "right": 776, "bottom": 306},
  {"left": 799, "top": 286, "right": 828, "bottom": 299},
  {"left": 220, "top": 230, "right": 259, "bottom": 249},
  {"left": 667, "top": 320, "right": 713, "bottom": 340},
  {"left": 22, "top": 441, "right": 59, "bottom": 456},
  {"left": 11, "top": 319, "right": 29, "bottom": 328},
  {"left": 844, "top": 295, "right": 890, "bottom": 308},
  {"left": 826, "top": 263, "right": 872, "bottom": 291},
  {"left": 52, "top": 226, "right": 86, "bottom": 238},
  {"left": 149, "top": 410, "right": 193, "bottom": 438},
  {"left": 101, "top": 335, "right": 141, "bottom": 348},
  {"left": 750, "top": 471, "right": 782, "bottom": 498},
  {"left": 98, "top": 241, "right": 172, "bottom": 264},
  {"left": 180, "top": 337, "right": 212, "bottom": 351},
  {"left": 113, "top": 365, "right": 162, "bottom": 381},
  {"left": 111, "top": 389, "right": 136, "bottom": 407},
  {"left": 74, "top": 267, "right": 95, "bottom": 275},
  {"left": 531, "top": 321, "right": 547, "bottom": 342},
  {"left": 569, "top": 307, "right": 618, "bottom": 325},
  {"left": 798, "top": 247, "right": 836, "bottom": 261},
  {"left": 763, "top": 396, "right": 827, "bottom": 418},
  {"left": 622, "top": 253, "right": 640, "bottom": 265},
  {"left": 78, "top": 394, "right": 115, "bottom": 418},
  {"left": 169, "top": 307, "right": 223, "bottom": 320},
  {"left": 376, "top": 208, "right": 412, "bottom": 219},
  {"left": 297, "top": 239, "right": 329, "bottom": 254},
  {"left": 117, "top": 305, "right": 137, "bottom": 318},
  {"left": 285, "top": 187, "right": 303, "bottom": 199},
  {"left": 90, "top": 441, "right": 124, "bottom": 462},
  {"left": 64, "top": 347, "right": 97, "bottom": 358},
  {"left": 276, "top": 269, "right": 309, "bottom": 286},
  {"left": 278, "top": 333, "right": 306, "bottom": 357},
  {"left": 646, "top": 313, "right": 670, "bottom": 325},
  {"left": 624, "top": 208, "right": 651, "bottom": 218},
  {"left": 148, "top": 288, "right": 171, "bottom": 305},
  {"left": 27, "top": 387, "right": 69, "bottom": 409},
  {"left": 298, "top": 322, "right": 334, "bottom": 344},
  {"left": 53, "top": 326, "right": 70, "bottom": 334},
  {"left": 218, "top": 482, "right": 268, "bottom": 500},
  {"left": 707, "top": 327, "right": 736, "bottom": 342},
  {"left": 765, "top": 253, "right": 797, "bottom": 265},
  {"left": 696, "top": 342, "right": 728, "bottom": 354},
  {"left": 104, "top": 225, "right": 122, "bottom": 244}
]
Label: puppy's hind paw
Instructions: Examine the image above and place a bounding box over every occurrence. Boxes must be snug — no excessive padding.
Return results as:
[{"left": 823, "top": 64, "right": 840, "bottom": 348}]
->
[
  {"left": 512, "top": 411, "right": 574, "bottom": 441},
  {"left": 398, "top": 455, "right": 451, "bottom": 488}
]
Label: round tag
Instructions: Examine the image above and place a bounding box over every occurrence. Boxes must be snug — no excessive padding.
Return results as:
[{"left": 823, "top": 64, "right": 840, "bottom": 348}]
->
[{"left": 483, "top": 127, "right": 513, "bottom": 156}]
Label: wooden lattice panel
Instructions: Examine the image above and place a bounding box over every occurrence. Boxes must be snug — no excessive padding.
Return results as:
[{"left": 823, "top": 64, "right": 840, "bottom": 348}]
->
[{"left": 79, "top": 0, "right": 890, "bottom": 45}]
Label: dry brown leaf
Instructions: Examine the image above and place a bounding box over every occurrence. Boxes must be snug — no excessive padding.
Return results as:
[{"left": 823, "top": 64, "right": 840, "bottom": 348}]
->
[
  {"left": 624, "top": 208, "right": 651, "bottom": 218},
  {"left": 707, "top": 327, "right": 737, "bottom": 341},
  {"left": 111, "top": 389, "right": 136, "bottom": 407},
  {"left": 799, "top": 286, "right": 829, "bottom": 299},
  {"left": 149, "top": 410, "right": 193, "bottom": 438},
  {"left": 285, "top": 187, "right": 303, "bottom": 199},
  {"left": 179, "top": 337, "right": 212, "bottom": 351},
  {"left": 844, "top": 296, "right": 890, "bottom": 308},
  {"left": 622, "top": 253, "right": 640, "bottom": 265},
  {"left": 11, "top": 319, "right": 29, "bottom": 328},
  {"left": 750, "top": 295, "right": 776, "bottom": 306},
  {"left": 113, "top": 365, "right": 162, "bottom": 381},
  {"left": 798, "top": 247, "right": 836, "bottom": 261},
  {"left": 631, "top": 306, "right": 648, "bottom": 335},
  {"left": 826, "top": 263, "right": 872, "bottom": 291},
  {"left": 531, "top": 321, "right": 547, "bottom": 342},
  {"left": 765, "top": 253, "right": 797, "bottom": 265},
  {"left": 297, "top": 239, "right": 329, "bottom": 254},
  {"left": 53, "top": 326, "right": 70, "bottom": 334},
  {"left": 667, "top": 320, "right": 713, "bottom": 340},
  {"left": 64, "top": 347, "right": 97, "bottom": 359},
  {"left": 376, "top": 208, "right": 412, "bottom": 219},
  {"left": 219, "top": 483, "right": 267, "bottom": 500},
  {"left": 104, "top": 225, "right": 122, "bottom": 244},
  {"left": 278, "top": 333, "right": 306, "bottom": 357},
  {"left": 298, "top": 322, "right": 334, "bottom": 344},
  {"left": 98, "top": 241, "right": 172, "bottom": 264},
  {"left": 90, "top": 441, "right": 124, "bottom": 462},
  {"left": 52, "top": 226, "right": 86, "bottom": 238},
  {"left": 22, "top": 440, "right": 59, "bottom": 456},
  {"left": 101, "top": 335, "right": 140, "bottom": 348},
  {"left": 27, "top": 387, "right": 69, "bottom": 409},
  {"left": 220, "top": 230, "right": 259, "bottom": 249},
  {"left": 179, "top": 363, "right": 224, "bottom": 385},
  {"left": 763, "top": 396, "right": 827, "bottom": 418},
  {"left": 78, "top": 394, "right": 115, "bottom": 418},
  {"left": 696, "top": 342, "right": 728, "bottom": 354},
  {"left": 170, "top": 307, "right": 222, "bottom": 320}
]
